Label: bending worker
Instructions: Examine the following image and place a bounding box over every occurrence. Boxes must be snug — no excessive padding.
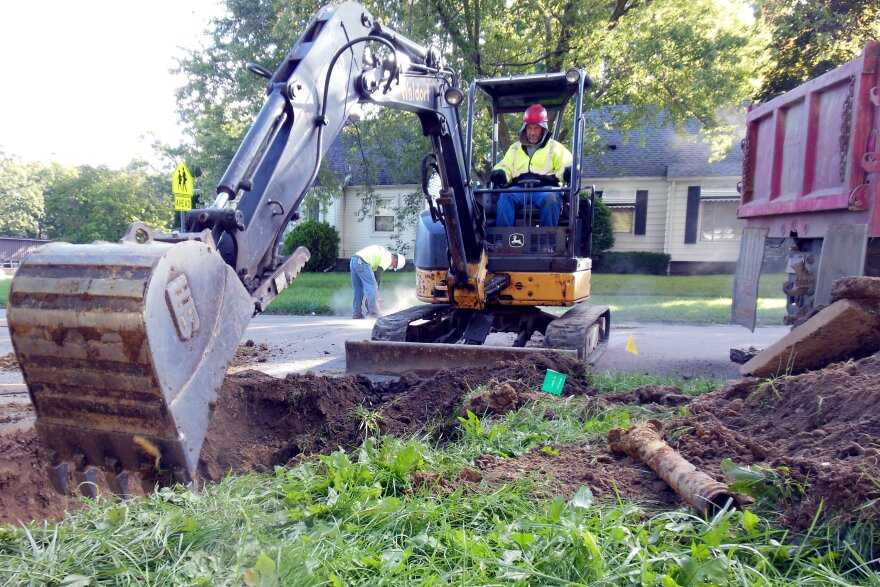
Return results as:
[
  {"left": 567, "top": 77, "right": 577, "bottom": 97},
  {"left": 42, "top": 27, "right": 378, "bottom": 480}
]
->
[
  {"left": 350, "top": 245, "right": 405, "bottom": 319},
  {"left": 488, "top": 104, "right": 573, "bottom": 227}
]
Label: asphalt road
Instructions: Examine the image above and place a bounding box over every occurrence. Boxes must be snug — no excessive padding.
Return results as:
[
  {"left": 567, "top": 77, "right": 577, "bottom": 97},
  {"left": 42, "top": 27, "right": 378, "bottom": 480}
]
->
[
  {"left": 234, "top": 315, "right": 787, "bottom": 380},
  {"left": 0, "top": 312, "right": 789, "bottom": 389}
]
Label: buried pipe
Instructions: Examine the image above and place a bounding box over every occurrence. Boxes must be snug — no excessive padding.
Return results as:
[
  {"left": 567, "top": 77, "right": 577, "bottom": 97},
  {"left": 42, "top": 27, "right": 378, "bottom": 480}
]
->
[{"left": 608, "top": 420, "right": 741, "bottom": 516}]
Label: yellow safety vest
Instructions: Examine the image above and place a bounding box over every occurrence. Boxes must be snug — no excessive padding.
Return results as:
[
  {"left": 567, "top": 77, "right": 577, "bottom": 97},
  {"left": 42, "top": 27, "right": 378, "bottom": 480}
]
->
[
  {"left": 355, "top": 245, "right": 393, "bottom": 271},
  {"left": 493, "top": 139, "right": 573, "bottom": 183}
]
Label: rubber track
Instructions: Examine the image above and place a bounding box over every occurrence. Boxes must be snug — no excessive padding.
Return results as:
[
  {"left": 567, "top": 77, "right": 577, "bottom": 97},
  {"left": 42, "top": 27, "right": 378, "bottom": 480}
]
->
[
  {"left": 372, "top": 304, "right": 453, "bottom": 342},
  {"left": 544, "top": 303, "right": 611, "bottom": 361}
]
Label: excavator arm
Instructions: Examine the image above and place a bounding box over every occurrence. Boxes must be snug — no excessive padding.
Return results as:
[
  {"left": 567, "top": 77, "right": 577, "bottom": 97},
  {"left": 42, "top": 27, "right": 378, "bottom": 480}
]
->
[{"left": 7, "top": 1, "right": 486, "bottom": 495}]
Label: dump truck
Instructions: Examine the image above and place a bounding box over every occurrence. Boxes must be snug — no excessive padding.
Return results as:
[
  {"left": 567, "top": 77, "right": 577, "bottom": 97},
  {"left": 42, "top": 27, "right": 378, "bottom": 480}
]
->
[
  {"left": 732, "top": 41, "right": 880, "bottom": 330},
  {"left": 7, "top": 1, "right": 609, "bottom": 495}
]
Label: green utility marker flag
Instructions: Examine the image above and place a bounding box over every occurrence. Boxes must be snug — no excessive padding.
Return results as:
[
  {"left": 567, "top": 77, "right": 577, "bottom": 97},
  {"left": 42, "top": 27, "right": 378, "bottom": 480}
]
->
[{"left": 541, "top": 369, "right": 567, "bottom": 395}]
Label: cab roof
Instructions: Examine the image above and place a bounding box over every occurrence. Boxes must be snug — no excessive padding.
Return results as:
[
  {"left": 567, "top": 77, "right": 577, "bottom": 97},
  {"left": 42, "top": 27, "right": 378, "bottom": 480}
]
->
[{"left": 473, "top": 70, "right": 593, "bottom": 113}]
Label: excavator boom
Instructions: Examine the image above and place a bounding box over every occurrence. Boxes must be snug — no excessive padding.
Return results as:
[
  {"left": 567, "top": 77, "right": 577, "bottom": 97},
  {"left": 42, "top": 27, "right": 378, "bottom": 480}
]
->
[
  {"left": 8, "top": 1, "right": 610, "bottom": 495},
  {"left": 7, "top": 1, "right": 463, "bottom": 493}
]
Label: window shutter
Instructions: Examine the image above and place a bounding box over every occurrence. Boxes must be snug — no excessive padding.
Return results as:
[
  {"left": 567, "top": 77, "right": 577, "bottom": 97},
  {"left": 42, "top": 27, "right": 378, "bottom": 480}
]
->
[
  {"left": 684, "top": 186, "right": 701, "bottom": 244},
  {"left": 634, "top": 190, "right": 648, "bottom": 235}
]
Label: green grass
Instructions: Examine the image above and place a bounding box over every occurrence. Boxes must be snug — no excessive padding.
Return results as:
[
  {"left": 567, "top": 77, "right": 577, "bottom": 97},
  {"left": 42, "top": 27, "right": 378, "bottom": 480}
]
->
[
  {"left": 264, "top": 272, "right": 415, "bottom": 315},
  {"left": 2, "top": 375, "right": 877, "bottom": 585},
  {"left": 589, "top": 273, "right": 786, "bottom": 299},
  {"left": 589, "top": 273, "right": 788, "bottom": 326},
  {"left": 262, "top": 271, "right": 788, "bottom": 326},
  {"left": 0, "top": 271, "right": 789, "bottom": 326}
]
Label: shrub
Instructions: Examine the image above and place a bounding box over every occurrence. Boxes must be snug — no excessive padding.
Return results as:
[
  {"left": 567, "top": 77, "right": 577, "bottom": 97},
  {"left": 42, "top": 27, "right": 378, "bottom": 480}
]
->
[
  {"left": 282, "top": 220, "right": 340, "bottom": 272},
  {"left": 590, "top": 197, "right": 615, "bottom": 256},
  {"left": 594, "top": 251, "right": 671, "bottom": 275}
]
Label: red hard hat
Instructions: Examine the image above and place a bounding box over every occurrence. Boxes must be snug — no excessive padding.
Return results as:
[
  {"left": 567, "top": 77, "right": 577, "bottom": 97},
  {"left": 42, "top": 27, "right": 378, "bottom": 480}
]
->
[{"left": 523, "top": 104, "right": 548, "bottom": 124}]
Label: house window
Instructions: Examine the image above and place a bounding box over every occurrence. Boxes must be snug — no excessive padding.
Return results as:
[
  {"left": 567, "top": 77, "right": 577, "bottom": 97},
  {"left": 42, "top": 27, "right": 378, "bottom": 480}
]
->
[
  {"left": 608, "top": 205, "right": 635, "bottom": 233},
  {"left": 700, "top": 199, "right": 741, "bottom": 241},
  {"left": 373, "top": 198, "right": 394, "bottom": 232}
]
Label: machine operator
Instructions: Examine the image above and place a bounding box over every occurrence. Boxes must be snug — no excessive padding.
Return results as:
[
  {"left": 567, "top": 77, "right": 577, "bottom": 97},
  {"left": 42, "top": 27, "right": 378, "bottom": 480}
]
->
[{"left": 488, "top": 104, "right": 573, "bottom": 227}]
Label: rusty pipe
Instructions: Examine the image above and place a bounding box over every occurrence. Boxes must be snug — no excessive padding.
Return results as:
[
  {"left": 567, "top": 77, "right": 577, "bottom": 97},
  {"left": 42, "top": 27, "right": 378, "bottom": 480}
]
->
[{"left": 608, "top": 420, "right": 740, "bottom": 516}]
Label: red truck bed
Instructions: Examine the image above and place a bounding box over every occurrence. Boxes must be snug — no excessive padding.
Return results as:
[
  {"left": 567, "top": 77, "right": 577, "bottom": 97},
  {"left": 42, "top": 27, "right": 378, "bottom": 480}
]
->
[
  {"left": 739, "top": 41, "right": 880, "bottom": 238},
  {"left": 733, "top": 42, "right": 880, "bottom": 330}
]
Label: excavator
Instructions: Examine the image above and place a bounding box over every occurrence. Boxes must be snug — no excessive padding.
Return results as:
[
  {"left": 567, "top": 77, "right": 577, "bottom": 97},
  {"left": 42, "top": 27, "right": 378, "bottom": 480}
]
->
[{"left": 6, "top": 1, "right": 609, "bottom": 496}]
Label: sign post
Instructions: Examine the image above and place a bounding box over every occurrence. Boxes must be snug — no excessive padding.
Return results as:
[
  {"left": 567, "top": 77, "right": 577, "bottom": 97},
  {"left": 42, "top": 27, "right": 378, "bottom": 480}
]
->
[{"left": 172, "top": 162, "right": 195, "bottom": 229}]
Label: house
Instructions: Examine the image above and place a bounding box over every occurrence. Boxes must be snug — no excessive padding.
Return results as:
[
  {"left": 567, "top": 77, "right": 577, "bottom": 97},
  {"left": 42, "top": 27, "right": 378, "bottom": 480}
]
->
[
  {"left": 313, "top": 115, "right": 744, "bottom": 274},
  {"left": 583, "top": 115, "right": 744, "bottom": 274},
  {"left": 0, "top": 237, "right": 50, "bottom": 275}
]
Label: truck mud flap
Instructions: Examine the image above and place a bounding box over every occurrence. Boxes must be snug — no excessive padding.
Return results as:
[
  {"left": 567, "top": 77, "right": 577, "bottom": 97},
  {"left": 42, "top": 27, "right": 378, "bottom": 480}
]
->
[
  {"left": 345, "top": 340, "right": 576, "bottom": 376},
  {"left": 731, "top": 228, "right": 767, "bottom": 331},
  {"left": 814, "top": 224, "right": 869, "bottom": 306}
]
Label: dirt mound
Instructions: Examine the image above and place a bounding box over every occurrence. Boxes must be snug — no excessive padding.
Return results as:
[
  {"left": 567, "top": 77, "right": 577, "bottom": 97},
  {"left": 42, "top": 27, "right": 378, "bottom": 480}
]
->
[
  {"left": 472, "top": 364, "right": 880, "bottom": 528},
  {"left": 4, "top": 344, "right": 878, "bottom": 531},
  {"left": 484, "top": 446, "right": 681, "bottom": 506},
  {"left": 605, "top": 384, "right": 691, "bottom": 407},
  {"left": 460, "top": 379, "right": 541, "bottom": 417},
  {"left": 666, "top": 356, "right": 880, "bottom": 529},
  {"left": 197, "top": 353, "right": 594, "bottom": 480},
  {"left": 228, "top": 340, "right": 275, "bottom": 370},
  {"left": 0, "top": 352, "right": 19, "bottom": 371},
  {"left": 0, "top": 403, "right": 93, "bottom": 524}
]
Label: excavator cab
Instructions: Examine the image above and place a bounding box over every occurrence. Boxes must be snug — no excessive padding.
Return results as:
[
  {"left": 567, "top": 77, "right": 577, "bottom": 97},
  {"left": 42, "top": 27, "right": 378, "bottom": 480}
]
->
[
  {"left": 357, "top": 69, "right": 610, "bottom": 373},
  {"left": 469, "top": 70, "right": 594, "bottom": 262}
]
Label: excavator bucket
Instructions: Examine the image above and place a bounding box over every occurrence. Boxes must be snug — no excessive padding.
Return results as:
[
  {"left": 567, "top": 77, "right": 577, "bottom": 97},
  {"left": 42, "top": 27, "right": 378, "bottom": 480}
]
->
[{"left": 7, "top": 237, "right": 253, "bottom": 492}]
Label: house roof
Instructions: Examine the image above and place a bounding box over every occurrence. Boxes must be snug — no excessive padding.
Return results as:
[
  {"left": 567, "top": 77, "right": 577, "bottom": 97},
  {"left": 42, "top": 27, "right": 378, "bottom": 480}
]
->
[
  {"left": 321, "top": 129, "right": 421, "bottom": 186},
  {"left": 581, "top": 110, "right": 743, "bottom": 179}
]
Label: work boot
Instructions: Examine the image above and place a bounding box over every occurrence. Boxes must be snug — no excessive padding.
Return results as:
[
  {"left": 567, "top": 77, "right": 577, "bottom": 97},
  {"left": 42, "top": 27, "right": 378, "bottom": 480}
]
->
[{"left": 352, "top": 313, "right": 365, "bottom": 319}]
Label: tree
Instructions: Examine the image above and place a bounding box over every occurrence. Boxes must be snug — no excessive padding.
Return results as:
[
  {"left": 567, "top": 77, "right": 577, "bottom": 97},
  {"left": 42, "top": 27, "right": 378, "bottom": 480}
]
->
[
  {"left": 0, "top": 156, "right": 46, "bottom": 238},
  {"left": 174, "top": 0, "right": 764, "bottom": 238},
  {"left": 44, "top": 166, "right": 173, "bottom": 243},
  {"left": 754, "top": 0, "right": 880, "bottom": 101}
]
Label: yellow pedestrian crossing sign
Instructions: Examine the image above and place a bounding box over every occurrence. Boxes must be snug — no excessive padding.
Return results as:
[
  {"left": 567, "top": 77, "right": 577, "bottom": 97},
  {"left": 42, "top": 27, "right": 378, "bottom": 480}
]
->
[{"left": 172, "top": 162, "right": 194, "bottom": 211}]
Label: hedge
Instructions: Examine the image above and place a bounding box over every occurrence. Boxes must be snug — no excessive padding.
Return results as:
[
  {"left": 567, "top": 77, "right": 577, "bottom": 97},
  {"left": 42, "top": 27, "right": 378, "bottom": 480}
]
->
[{"left": 593, "top": 251, "right": 670, "bottom": 275}]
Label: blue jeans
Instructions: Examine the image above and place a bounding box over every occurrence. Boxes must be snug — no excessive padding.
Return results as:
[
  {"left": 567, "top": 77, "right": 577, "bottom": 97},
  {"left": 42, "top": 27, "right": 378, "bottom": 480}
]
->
[
  {"left": 496, "top": 191, "right": 560, "bottom": 227},
  {"left": 350, "top": 256, "right": 379, "bottom": 317}
]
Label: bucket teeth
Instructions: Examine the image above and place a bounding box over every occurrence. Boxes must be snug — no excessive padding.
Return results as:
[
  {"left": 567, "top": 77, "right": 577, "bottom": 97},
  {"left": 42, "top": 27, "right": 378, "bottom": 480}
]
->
[
  {"left": 47, "top": 462, "right": 70, "bottom": 496},
  {"left": 105, "top": 470, "right": 131, "bottom": 500},
  {"left": 173, "top": 466, "right": 189, "bottom": 485},
  {"left": 76, "top": 466, "right": 100, "bottom": 499},
  {"left": 105, "top": 458, "right": 132, "bottom": 500}
]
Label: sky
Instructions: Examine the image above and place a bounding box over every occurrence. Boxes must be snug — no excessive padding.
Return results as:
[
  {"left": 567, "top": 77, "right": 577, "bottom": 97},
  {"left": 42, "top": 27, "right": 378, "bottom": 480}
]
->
[{"left": 0, "top": 0, "right": 222, "bottom": 170}]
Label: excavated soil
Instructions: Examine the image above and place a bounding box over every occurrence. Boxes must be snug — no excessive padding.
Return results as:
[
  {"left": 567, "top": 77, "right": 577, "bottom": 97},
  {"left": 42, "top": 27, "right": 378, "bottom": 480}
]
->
[
  {"left": 1, "top": 344, "right": 879, "bottom": 532},
  {"left": 668, "top": 357, "right": 880, "bottom": 529},
  {"left": 0, "top": 352, "right": 19, "bottom": 371}
]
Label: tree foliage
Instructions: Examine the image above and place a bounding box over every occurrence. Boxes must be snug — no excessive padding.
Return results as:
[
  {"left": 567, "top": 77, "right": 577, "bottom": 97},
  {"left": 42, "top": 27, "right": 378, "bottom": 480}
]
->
[
  {"left": 754, "top": 0, "right": 880, "bottom": 102},
  {"left": 43, "top": 165, "right": 173, "bottom": 243},
  {"left": 174, "top": 0, "right": 764, "bottom": 211},
  {"left": 591, "top": 196, "right": 615, "bottom": 256},
  {"left": 0, "top": 155, "right": 46, "bottom": 238}
]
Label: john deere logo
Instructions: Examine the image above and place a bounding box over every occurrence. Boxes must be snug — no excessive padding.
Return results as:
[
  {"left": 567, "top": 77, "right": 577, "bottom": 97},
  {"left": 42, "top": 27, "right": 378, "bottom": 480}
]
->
[{"left": 509, "top": 233, "right": 524, "bottom": 247}]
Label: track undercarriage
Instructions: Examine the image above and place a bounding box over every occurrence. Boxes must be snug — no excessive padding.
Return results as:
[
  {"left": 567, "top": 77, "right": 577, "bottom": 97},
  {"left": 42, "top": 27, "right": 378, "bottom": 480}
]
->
[{"left": 345, "top": 303, "right": 610, "bottom": 376}]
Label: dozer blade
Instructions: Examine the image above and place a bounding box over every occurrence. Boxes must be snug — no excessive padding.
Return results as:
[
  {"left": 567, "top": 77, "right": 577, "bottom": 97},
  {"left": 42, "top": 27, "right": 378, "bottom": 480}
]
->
[
  {"left": 8, "top": 239, "right": 253, "bottom": 491},
  {"left": 345, "top": 340, "right": 576, "bottom": 376}
]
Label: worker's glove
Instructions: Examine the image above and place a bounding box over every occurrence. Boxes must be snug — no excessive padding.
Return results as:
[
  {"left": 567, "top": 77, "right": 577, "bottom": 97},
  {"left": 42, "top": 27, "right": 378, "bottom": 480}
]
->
[
  {"left": 489, "top": 169, "right": 508, "bottom": 187},
  {"left": 563, "top": 167, "right": 572, "bottom": 184}
]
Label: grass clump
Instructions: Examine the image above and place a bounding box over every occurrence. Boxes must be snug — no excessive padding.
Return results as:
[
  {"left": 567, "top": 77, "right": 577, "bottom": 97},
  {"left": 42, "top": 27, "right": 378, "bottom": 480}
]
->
[
  {"left": 3, "top": 434, "right": 877, "bottom": 585},
  {"left": 590, "top": 371, "right": 723, "bottom": 397},
  {"left": 1, "top": 374, "right": 877, "bottom": 585}
]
